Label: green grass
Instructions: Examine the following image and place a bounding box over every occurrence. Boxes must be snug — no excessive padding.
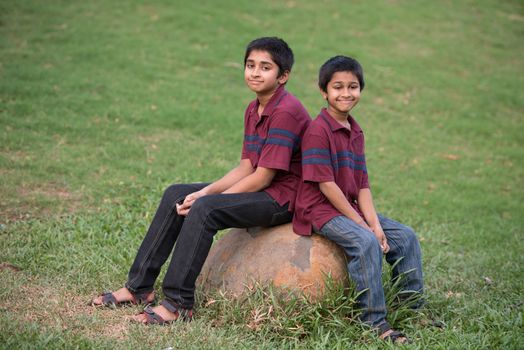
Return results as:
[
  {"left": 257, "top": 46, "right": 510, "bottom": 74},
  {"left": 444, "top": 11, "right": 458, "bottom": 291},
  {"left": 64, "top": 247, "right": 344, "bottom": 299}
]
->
[{"left": 1, "top": 0, "right": 523, "bottom": 348}]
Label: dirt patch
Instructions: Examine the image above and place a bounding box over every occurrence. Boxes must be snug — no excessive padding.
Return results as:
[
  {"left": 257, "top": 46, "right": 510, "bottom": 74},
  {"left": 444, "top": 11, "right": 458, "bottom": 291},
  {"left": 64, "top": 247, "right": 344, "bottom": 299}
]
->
[
  {"left": 0, "top": 203, "right": 44, "bottom": 223},
  {"left": 16, "top": 182, "right": 78, "bottom": 201},
  {"left": 1, "top": 182, "right": 83, "bottom": 223},
  {"left": 0, "top": 262, "right": 22, "bottom": 272},
  {"left": 0, "top": 270, "right": 136, "bottom": 341}
]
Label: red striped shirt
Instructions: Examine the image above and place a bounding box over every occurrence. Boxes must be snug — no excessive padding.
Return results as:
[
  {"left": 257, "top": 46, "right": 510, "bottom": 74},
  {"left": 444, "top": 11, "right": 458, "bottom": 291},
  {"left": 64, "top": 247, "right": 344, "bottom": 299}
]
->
[
  {"left": 241, "top": 85, "right": 311, "bottom": 208},
  {"left": 293, "top": 108, "right": 369, "bottom": 235}
]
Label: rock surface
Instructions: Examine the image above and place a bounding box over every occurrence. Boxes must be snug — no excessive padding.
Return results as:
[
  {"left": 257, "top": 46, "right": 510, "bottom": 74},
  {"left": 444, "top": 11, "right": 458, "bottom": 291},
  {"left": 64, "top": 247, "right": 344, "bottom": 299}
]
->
[{"left": 198, "top": 223, "right": 349, "bottom": 299}]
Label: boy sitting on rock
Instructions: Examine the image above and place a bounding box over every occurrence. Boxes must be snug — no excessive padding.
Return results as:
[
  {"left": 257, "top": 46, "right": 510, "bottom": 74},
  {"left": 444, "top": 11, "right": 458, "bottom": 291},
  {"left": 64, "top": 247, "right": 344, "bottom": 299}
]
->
[
  {"left": 292, "top": 55, "right": 424, "bottom": 343},
  {"left": 91, "top": 37, "right": 311, "bottom": 325}
]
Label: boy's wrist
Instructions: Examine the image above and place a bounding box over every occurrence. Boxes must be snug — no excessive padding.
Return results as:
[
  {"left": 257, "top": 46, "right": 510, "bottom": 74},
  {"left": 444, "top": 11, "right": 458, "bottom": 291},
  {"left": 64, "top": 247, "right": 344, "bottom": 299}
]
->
[
  {"left": 199, "top": 187, "right": 211, "bottom": 196},
  {"left": 355, "top": 219, "right": 371, "bottom": 230},
  {"left": 355, "top": 219, "right": 366, "bottom": 225},
  {"left": 369, "top": 224, "right": 380, "bottom": 233},
  {"left": 365, "top": 217, "right": 379, "bottom": 228}
]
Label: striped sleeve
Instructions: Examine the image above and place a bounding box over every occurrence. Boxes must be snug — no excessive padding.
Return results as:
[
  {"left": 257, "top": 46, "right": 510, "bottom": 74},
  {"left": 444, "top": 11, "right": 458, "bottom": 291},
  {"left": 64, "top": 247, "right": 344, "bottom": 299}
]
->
[
  {"left": 258, "top": 112, "right": 303, "bottom": 171},
  {"left": 241, "top": 103, "right": 257, "bottom": 160},
  {"left": 360, "top": 140, "right": 370, "bottom": 189},
  {"left": 302, "top": 130, "right": 334, "bottom": 183}
]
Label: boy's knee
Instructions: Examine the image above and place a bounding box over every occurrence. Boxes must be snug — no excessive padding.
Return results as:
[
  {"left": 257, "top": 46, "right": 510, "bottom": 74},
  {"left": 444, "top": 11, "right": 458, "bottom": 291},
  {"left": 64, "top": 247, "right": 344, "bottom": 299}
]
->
[
  {"left": 189, "top": 195, "right": 235, "bottom": 226},
  {"left": 188, "top": 196, "right": 215, "bottom": 218},
  {"left": 359, "top": 233, "right": 381, "bottom": 256},
  {"left": 163, "top": 184, "right": 190, "bottom": 202},
  {"left": 396, "top": 226, "right": 422, "bottom": 256},
  {"left": 164, "top": 184, "right": 180, "bottom": 197},
  {"left": 403, "top": 226, "right": 419, "bottom": 245}
]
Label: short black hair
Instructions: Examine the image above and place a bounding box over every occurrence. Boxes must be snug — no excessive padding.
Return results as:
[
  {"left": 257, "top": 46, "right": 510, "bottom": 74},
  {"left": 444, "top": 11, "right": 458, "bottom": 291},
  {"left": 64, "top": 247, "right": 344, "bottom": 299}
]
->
[
  {"left": 244, "top": 37, "right": 294, "bottom": 77},
  {"left": 318, "top": 55, "right": 365, "bottom": 92}
]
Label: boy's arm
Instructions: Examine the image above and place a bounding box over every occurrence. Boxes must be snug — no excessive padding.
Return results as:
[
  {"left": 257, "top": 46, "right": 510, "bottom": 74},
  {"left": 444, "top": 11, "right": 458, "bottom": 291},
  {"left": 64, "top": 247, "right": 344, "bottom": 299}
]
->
[
  {"left": 203, "top": 159, "right": 259, "bottom": 194},
  {"left": 176, "top": 159, "right": 256, "bottom": 215},
  {"left": 358, "top": 188, "right": 389, "bottom": 253},
  {"left": 222, "top": 166, "right": 276, "bottom": 194},
  {"left": 319, "top": 181, "right": 371, "bottom": 230},
  {"left": 223, "top": 110, "right": 305, "bottom": 192}
]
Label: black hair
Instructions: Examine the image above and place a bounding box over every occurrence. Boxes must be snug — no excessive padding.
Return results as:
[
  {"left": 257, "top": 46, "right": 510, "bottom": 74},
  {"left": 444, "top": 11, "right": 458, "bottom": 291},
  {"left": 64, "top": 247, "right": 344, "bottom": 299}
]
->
[
  {"left": 318, "top": 55, "right": 365, "bottom": 92},
  {"left": 244, "top": 37, "right": 294, "bottom": 77}
]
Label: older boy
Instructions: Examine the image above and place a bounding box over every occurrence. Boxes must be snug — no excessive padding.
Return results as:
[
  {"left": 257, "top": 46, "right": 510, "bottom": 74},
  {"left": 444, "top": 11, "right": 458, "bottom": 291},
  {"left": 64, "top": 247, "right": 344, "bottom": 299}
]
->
[
  {"left": 91, "top": 37, "right": 310, "bottom": 325},
  {"left": 292, "top": 56, "right": 423, "bottom": 343}
]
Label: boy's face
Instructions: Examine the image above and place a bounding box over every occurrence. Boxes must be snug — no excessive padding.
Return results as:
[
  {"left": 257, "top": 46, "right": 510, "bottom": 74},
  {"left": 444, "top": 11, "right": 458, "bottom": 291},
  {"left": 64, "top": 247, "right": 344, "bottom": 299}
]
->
[
  {"left": 244, "top": 50, "right": 289, "bottom": 96},
  {"left": 321, "top": 71, "right": 361, "bottom": 118}
]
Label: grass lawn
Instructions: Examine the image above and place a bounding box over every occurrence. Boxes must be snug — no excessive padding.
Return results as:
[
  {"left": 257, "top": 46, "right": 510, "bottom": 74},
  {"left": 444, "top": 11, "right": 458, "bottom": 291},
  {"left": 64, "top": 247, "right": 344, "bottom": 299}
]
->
[{"left": 1, "top": 0, "right": 523, "bottom": 348}]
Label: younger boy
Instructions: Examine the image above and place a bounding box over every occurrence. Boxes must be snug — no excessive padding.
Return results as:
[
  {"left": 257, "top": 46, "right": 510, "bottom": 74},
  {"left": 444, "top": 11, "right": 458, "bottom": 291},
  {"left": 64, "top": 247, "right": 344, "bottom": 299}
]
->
[
  {"left": 91, "top": 37, "right": 311, "bottom": 325},
  {"left": 292, "top": 56, "right": 423, "bottom": 343}
]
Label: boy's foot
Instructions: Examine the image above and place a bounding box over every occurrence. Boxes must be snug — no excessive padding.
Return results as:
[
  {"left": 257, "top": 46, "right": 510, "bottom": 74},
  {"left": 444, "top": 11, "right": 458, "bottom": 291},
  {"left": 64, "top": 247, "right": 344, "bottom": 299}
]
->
[
  {"left": 379, "top": 328, "right": 409, "bottom": 344},
  {"left": 90, "top": 287, "right": 155, "bottom": 307},
  {"left": 377, "top": 322, "right": 410, "bottom": 344},
  {"left": 132, "top": 300, "right": 193, "bottom": 325}
]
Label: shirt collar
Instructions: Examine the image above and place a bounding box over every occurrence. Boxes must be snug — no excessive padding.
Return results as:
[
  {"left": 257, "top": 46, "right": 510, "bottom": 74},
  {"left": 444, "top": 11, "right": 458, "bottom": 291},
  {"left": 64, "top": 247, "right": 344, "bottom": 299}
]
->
[
  {"left": 255, "top": 84, "right": 287, "bottom": 117},
  {"left": 320, "top": 108, "right": 362, "bottom": 134}
]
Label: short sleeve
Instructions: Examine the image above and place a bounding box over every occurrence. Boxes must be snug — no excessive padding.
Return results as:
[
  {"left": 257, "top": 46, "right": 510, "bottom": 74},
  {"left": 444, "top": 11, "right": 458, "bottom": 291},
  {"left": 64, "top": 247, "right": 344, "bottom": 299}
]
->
[
  {"left": 241, "top": 103, "right": 259, "bottom": 162},
  {"left": 301, "top": 127, "right": 335, "bottom": 183},
  {"left": 241, "top": 129, "right": 249, "bottom": 160},
  {"left": 241, "top": 129, "right": 258, "bottom": 161},
  {"left": 361, "top": 171, "right": 370, "bottom": 189},
  {"left": 258, "top": 112, "right": 304, "bottom": 171},
  {"left": 360, "top": 139, "right": 370, "bottom": 189}
]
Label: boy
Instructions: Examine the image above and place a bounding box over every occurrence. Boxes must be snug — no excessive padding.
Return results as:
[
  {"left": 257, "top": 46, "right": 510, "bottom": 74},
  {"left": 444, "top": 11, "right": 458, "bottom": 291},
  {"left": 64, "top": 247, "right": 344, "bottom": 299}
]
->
[
  {"left": 91, "top": 37, "right": 311, "bottom": 325},
  {"left": 292, "top": 56, "right": 423, "bottom": 343}
]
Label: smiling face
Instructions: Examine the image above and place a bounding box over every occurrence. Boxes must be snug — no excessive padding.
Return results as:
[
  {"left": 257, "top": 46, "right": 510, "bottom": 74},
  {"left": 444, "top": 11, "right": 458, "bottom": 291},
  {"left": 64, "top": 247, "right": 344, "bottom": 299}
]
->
[
  {"left": 321, "top": 71, "right": 361, "bottom": 120},
  {"left": 244, "top": 50, "right": 289, "bottom": 96}
]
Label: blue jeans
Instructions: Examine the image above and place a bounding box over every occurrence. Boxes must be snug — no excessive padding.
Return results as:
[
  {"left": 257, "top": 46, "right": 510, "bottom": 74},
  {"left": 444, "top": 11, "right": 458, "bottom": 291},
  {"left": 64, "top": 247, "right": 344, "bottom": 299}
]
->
[
  {"left": 125, "top": 183, "right": 292, "bottom": 309},
  {"left": 318, "top": 214, "right": 424, "bottom": 327}
]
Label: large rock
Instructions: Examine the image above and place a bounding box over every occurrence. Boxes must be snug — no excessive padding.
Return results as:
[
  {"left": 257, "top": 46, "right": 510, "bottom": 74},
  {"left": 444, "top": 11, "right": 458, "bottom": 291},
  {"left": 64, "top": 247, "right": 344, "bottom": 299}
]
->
[{"left": 198, "top": 223, "right": 349, "bottom": 299}]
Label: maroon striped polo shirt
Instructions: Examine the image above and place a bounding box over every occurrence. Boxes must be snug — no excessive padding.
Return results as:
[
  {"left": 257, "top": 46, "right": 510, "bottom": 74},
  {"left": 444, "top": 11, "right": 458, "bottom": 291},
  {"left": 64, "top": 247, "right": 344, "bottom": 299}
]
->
[
  {"left": 241, "top": 84, "right": 311, "bottom": 209},
  {"left": 292, "top": 108, "right": 369, "bottom": 235}
]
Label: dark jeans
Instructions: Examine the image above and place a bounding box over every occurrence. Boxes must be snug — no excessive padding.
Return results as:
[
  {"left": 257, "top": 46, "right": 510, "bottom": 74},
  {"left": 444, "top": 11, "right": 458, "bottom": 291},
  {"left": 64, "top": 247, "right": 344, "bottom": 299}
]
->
[{"left": 125, "top": 183, "right": 292, "bottom": 309}]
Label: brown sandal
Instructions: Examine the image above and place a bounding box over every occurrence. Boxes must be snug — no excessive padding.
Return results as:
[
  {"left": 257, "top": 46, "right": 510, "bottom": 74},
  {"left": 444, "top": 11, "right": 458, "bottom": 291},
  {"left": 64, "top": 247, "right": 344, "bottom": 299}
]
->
[
  {"left": 90, "top": 290, "right": 154, "bottom": 307},
  {"left": 377, "top": 322, "right": 410, "bottom": 344},
  {"left": 133, "top": 301, "right": 193, "bottom": 325}
]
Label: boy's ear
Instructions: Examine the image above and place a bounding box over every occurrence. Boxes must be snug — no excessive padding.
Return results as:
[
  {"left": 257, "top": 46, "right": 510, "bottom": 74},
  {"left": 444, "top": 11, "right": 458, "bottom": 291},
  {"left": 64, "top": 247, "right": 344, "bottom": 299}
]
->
[
  {"left": 319, "top": 87, "right": 328, "bottom": 100},
  {"left": 277, "top": 71, "right": 290, "bottom": 85}
]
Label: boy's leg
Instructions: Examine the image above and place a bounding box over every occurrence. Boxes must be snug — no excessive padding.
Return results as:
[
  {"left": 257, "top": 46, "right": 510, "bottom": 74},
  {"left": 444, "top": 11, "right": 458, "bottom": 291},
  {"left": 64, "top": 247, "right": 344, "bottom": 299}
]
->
[
  {"left": 379, "top": 214, "right": 424, "bottom": 302},
  {"left": 125, "top": 183, "right": 209, "bottom": 295},
  {"left": 318, "top": 216, "right": 387, "bottom": 327},
  {"left": 162, "top": 191, "right": 292, "bottom": 309}
]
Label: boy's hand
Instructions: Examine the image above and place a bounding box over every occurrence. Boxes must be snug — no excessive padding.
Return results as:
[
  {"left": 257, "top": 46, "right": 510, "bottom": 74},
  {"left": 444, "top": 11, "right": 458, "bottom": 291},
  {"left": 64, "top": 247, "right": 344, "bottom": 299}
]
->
[
  {"left": 176, "top": 190, "right": 206, "bottom": 216},
  {"left": 371, "top": 224, "right": 390, "bottom": 254},
  {"left": 356, "top": 220, "right": 372, "bottom": 232},
  {"left": 357, "top": 220, "right": 389, "bottom": 253}
]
